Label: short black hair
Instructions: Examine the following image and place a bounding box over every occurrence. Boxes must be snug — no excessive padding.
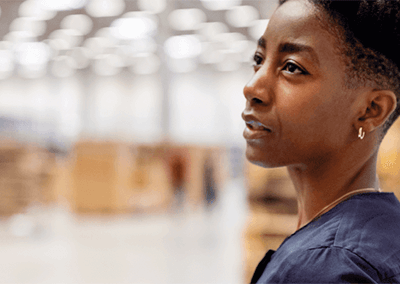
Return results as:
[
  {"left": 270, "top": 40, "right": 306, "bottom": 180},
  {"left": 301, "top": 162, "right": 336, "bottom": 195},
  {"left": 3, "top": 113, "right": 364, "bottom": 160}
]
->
[{"left": 279, "top": 0, "right": 400, "bottom": 138}]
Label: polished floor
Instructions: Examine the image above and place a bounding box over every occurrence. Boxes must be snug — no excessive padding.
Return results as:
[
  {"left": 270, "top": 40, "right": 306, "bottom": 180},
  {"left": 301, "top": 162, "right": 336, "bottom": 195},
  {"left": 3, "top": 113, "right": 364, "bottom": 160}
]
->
[{"left": 0, "top": 178, "right": 248, "bottom": 284}]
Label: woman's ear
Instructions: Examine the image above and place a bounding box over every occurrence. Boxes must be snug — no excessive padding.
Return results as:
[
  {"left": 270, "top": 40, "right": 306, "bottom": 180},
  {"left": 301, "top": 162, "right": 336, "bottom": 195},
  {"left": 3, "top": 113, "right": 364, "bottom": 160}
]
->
[{"left": 358, "top": 89, "right": 397, "bottom": 132}]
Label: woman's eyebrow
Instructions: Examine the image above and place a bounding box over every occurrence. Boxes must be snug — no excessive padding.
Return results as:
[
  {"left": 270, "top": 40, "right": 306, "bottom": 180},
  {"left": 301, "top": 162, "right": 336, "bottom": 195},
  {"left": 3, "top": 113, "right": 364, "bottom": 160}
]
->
[
  {"left": 257, "top": 39, "right": 319, "bottom": 65},
  {"left": 257, "top": 37, "right": 266, "bottom": 49},
  {"left": 278, "top": 42, "right": 320, "bottom": 65}
]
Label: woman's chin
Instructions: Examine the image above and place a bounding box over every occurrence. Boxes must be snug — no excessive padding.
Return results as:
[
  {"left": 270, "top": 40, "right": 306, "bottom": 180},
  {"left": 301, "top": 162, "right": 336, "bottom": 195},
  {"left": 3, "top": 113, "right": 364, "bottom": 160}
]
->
[{"left": 245, "top": 146, "right": 281, "bottom": 168}]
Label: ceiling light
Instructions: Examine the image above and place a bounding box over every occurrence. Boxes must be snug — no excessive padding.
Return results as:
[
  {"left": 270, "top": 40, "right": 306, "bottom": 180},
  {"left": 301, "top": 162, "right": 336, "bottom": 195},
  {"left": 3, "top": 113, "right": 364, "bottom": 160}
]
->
[
  {"left": 4, "top": 31, "right": 36, "bottom": 44},
  {"left": 137, "top": 0, "right": 166, "bottom": 14},
  {"left": 36, "top": 0, "right": 87, "bottom": 11},
  {"left": 15, "top": 42, "right": 50, "bottom": 66},
  {"left": 196, "top": 22, "right": 229, "bottom": 42},
  {"left": 225, "top": 5, "right": 259, "bottom": 28},
  {"left": 168, "top": 9, "right": 206, "bottom": 31},
  {"left": 83, "top": 37, "right": 113, "bottom": 57},
  {"left": 48, "top": 29, "right": 83, "bottom": 49},
  {"left": 128, "top": 38, "right": 157, "bottom": 56},
  {"left": 18, "top": 0, "right": 56, "bottom": 20},
  {"left": 200, "top": 0, "right": 242, "bottom": 11},
  {"left": 60, "top": 14, "right": 93, "bottom": 35},
  {"left": 9, "top": 17, "right": 46, "bottom": 37},
  {"left": 111, "top": 16, "right": 157, "bottom": 40},
  {"left": 164, "top": 35, "right": 202, "bottom": 59},
  {"left": 69, "top": 46, "right": 91, "bottom": 69},
  {"left": 85, "top": 0, "right": 125, "bottom": 18}
]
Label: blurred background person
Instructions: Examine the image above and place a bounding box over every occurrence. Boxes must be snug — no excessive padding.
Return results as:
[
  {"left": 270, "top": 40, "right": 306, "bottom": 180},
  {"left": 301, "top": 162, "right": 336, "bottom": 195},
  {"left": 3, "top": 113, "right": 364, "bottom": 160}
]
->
[{"left": 169, "top": 150, "right": 187, "bottom": 212}]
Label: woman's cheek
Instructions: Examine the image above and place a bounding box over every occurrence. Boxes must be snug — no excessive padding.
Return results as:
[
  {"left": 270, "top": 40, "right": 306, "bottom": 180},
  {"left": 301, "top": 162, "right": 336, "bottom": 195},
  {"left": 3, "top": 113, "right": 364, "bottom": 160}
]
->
[{"left": 279, "top": 96, "right": 319, "bottom": 126}]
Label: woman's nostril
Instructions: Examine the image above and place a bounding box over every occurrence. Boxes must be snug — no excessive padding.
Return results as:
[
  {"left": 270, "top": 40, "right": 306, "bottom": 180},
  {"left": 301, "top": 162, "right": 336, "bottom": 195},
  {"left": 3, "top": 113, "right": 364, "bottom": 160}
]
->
[{"left": 252, "top": 98, "right": 263, "bottom": 104}]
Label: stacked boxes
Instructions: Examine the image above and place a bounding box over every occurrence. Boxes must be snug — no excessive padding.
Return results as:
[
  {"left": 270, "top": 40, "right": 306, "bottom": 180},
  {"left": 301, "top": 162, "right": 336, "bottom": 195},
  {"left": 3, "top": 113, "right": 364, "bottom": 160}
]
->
[
  {"left": 71, "top": 141, "right": 134, "bottom": 213},
  {"left": 70, "top": 141, "right": 227, "bottom": 214},
  {"left": 0, "top": 141, "right": 55, "bottom": 216}
]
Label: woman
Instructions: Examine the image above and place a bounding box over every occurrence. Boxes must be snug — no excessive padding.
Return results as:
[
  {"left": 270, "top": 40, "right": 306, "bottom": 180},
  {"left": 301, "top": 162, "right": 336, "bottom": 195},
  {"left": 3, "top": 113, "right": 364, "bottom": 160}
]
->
[{"left": 242, "top": 0, "right": 400, "bottom": 282}]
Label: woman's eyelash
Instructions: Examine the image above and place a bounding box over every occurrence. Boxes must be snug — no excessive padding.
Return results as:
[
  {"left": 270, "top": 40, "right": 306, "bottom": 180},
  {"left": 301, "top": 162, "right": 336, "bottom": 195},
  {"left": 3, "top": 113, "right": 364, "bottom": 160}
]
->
[
  {"left": 282, "top": 62, "right": 307, "bottom": 75},
  {"left": 251, "top": 55, "right": 308, "bottom": 75},
  {"left": 253, "top": 54, "right": 263, "bottom": 65}
]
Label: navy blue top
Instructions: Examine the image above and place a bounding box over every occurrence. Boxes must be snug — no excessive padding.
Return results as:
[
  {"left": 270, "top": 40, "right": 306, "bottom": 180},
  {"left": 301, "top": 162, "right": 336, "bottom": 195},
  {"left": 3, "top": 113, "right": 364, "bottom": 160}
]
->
[{"left": 251, "top": 192, "right": 400, "bottom": 283}]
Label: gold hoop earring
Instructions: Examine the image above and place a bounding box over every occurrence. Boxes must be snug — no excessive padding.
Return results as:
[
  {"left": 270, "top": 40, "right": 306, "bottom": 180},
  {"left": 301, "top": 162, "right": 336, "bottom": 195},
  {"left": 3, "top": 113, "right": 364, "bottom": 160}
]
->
[{"left": 358, "top": 127, "right": 365, "bottom": 140}]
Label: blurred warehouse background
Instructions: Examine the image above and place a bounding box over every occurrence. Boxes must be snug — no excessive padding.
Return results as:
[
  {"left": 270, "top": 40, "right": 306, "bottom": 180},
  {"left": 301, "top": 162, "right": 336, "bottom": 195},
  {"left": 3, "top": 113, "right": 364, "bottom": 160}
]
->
[{"left": 1, "top": 0, "right": 400, "bottom": 283}]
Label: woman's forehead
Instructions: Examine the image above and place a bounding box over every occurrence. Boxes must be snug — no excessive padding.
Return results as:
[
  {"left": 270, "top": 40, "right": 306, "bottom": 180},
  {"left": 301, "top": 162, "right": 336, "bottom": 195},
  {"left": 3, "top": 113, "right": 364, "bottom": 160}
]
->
[
  {"left": 267, "top": 0, "right": 323, "bottom": 41},
  {"left": 262, "top": 0, "right": 342, "bottom": 67}
]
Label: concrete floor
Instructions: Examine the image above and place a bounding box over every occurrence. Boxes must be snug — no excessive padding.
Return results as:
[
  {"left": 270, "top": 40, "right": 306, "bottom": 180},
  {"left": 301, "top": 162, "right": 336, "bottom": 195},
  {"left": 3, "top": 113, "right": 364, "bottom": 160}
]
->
[{"left": 0, "top": 178, "right": 248, "bottom": 284}]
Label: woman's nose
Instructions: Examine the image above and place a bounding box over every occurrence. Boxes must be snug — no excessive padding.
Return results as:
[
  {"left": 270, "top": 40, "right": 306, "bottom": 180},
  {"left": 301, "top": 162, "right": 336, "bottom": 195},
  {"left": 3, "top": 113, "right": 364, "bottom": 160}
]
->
[{"left": 243, "top": 68, "right": 272, "bottom": 106}]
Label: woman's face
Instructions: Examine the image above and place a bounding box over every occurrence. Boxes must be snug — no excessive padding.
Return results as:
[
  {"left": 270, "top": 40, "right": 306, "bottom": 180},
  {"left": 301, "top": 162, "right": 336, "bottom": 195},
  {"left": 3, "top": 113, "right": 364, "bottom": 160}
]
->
[{"left": 243, "top": 0, "right": 358, "bottom": 168}]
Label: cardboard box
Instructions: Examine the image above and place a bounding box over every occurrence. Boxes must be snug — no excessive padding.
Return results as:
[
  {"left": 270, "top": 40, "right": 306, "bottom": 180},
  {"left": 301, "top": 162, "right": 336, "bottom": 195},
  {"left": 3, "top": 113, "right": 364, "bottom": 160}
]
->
[
  {"left": 0, "top": 141, "right": 55, "bottom": 216},
  {"left": 71, "top": 141, "right": 134, "bottom": 213}
]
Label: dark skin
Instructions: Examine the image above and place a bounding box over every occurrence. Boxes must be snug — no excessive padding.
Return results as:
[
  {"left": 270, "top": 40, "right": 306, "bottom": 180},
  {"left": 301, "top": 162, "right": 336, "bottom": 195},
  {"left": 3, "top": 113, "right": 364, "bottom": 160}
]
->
[{"left": 242, "top": 0, "right": 397, "bottom": 229}]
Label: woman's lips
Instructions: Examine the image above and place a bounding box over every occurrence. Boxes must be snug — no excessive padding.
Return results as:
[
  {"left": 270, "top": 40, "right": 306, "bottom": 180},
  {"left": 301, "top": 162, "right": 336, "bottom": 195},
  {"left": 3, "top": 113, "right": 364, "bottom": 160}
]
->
[
  {"left": 243, "top": 121, "right": 272, "bottom": 140},
  {"left": 245, "top": 120, "right": 270, "bottom": 131}
]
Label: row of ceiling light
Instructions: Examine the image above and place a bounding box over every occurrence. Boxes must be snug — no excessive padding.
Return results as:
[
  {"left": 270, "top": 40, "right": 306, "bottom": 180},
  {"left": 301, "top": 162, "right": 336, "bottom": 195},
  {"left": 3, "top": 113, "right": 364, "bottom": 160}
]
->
[{"left": 0, "top": 0, "right": 269, "bottom": 79}]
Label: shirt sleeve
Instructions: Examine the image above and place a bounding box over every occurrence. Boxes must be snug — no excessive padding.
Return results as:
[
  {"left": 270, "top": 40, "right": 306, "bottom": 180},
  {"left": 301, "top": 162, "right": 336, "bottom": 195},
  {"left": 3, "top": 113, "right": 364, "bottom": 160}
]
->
[{"left": 262, "top": 246, "right": 381, "bottom": 283}]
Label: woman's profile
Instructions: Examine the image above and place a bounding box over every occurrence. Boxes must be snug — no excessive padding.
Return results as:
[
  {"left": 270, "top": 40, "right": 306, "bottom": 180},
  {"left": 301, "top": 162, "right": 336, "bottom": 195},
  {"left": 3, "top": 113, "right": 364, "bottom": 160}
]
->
[{"left": 242, "top": 0, "right": 400, "bottom": 282}]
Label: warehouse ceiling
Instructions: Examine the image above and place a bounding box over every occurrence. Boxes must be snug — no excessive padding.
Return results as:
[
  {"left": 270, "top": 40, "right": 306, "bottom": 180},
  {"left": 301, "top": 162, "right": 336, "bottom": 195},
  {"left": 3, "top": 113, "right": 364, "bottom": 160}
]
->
[{"left": 0, "top": 0, "right": 277, "bottom": 79}]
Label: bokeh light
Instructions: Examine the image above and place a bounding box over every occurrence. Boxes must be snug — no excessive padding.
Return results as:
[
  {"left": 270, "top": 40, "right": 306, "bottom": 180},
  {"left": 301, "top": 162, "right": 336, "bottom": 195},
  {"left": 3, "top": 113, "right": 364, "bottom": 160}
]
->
[
  {"left": 60, "top": 14, "right": 93, "bottom": 35},
  {"left": 18, "top": 0, "right": 56, "bottom": 20},
  {"left": 137, "top": 0, "right": 166, "bottom": 14},
  {"left": 94, "top": 27, "right": 118, "bottom": 45},
  {"left": 4, "top": 31, "right": 36, "bottom": 44},
  {"left": 45, "top": 38, "right": 70, "bottom": 58},
  {"left": 69, "top": 46, "right": 91, "bottom": 69},
  {"left": 164, "top": 35, "right": 202, "bottom": 59},
  {"left": 111, "top": 16, "right": 157, "bottom": 40},
  {"left": 197, "top": 21, "right": 229, "bottom": 42},
  {"left": 85, "top": 0, "right": 125, "bottom": 17},
  {"left": 36, "top": 0, "right": 87, "bottom": 11},
  {"left": 9, "top": 17, "right": 47, "bottom": 37},
  {"left": 15, "top": 41, "right": 50, "bottom": 79},
  {"left": 164, "top": 35, "right": 202, "bottom": 73},
  {"left": 225, "top": 5, "right": 259, "bottom": 28},
  {"left": 168, "top": 9, "right": 207, "bottom": 31},
  {"left": 128, "top": 37, "right": 157, "bottom": 55},
  {"left": 48, "top": 29, "right": 83, "bottom": 49},
  {"left": 15, "top": 42, "right": 50, "bottom": 67},
  {"left": 83, "top": 37, "right": 113, "bottom": 57},
  {"left": 200, "top": 0, "right": 242, "bottom": 11},
  {"left": 2, "top": 0, "right": 265, "bottom": 79}
]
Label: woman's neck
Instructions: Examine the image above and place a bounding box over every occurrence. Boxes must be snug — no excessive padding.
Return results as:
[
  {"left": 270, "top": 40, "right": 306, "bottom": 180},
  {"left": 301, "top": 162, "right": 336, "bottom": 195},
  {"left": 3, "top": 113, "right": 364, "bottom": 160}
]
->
[{"left": 287, "top": 149, "right": 380, "bottom": 230}]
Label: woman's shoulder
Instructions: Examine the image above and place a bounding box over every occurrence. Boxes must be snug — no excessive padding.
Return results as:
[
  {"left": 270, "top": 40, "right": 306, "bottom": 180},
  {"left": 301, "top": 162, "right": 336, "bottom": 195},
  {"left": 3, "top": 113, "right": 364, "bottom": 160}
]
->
[
  {"left": 263, "top": 192, "right": 400, "bottom": 283},
  {"left": 259, "top": 245, "right": 400, "bottom": 283},
  {"left": 335, "top": 192, "right": 400, "bottom": 248},
  {"left": 332, "top": 192, "right": 400, "bottom": 280}
]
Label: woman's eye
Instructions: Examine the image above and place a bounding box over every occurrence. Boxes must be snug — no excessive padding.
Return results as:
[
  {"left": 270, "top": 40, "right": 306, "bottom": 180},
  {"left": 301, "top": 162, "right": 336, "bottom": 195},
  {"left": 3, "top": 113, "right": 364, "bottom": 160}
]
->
[
  {"left": 253, "top": 54, "right": 263, "bottom": 66},
  {"left": 282, "top": 62, "right": 307, "bottom": 75}
]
